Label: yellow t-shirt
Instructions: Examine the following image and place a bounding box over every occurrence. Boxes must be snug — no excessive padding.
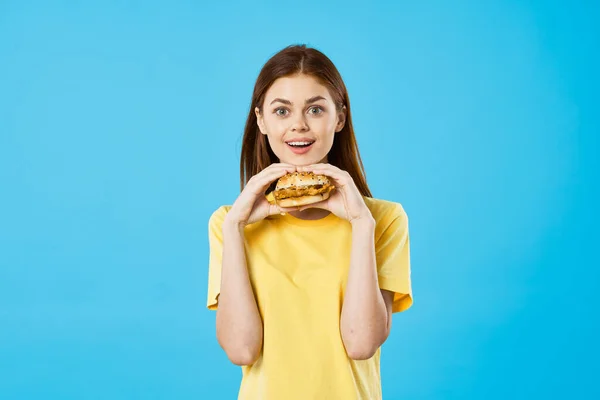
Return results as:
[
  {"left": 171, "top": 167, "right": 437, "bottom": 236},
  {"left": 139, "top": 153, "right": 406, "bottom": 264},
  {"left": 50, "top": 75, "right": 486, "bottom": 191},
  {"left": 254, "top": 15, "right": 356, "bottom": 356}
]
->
[{"left": 206, "top": 196, "right": 413, "bottom": 400}]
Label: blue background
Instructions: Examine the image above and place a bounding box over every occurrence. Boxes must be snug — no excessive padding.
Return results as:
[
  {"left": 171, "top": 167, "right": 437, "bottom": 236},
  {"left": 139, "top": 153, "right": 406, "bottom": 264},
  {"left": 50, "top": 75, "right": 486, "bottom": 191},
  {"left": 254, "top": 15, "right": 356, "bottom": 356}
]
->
[{"left": 1, "top": 1, "right": 598, "bottom": 399}]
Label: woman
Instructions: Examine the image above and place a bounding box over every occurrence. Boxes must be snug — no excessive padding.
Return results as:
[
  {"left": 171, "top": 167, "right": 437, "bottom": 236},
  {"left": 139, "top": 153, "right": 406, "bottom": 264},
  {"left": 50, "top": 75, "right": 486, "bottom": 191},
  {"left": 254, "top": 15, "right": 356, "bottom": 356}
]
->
[{"left": 207, "top": 44, "right": 413, "bottom": 400}]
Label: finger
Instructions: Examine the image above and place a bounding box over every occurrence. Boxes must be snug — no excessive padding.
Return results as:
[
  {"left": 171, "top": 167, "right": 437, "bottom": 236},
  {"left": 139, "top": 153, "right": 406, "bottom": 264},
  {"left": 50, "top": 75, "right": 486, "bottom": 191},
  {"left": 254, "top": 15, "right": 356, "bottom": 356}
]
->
[
  {"left": 263, "top": 164, "right": 298, "bottom": 176},
  {"left": 247, "top": 164, "right": 299, "bottom": 198},
  {"left": 298, "top": 163, "right": 332, "bottom": 170},
  {"left": 268, "top": 162, "right": 297, "bottom": 171},
  {"left": 250, "top": 166, "right": 297, "bottom": 189},
  {"left": 267, "top": 204, "right": 298, "bottom": 216},
  {"left": 298, "top": 163, "right": 343, "bottom": 176},
  {"left": 278, "top": 206, "right": 299, "bottom": 213},
  {"left": 299, "top": 164, "right": 348, "bottom": 187},
  {"left": 252, "top": 164, "right": 295, "bottom": 180},
  {"left": 261, "top": 169, "right": 296, "bottom": 189}
]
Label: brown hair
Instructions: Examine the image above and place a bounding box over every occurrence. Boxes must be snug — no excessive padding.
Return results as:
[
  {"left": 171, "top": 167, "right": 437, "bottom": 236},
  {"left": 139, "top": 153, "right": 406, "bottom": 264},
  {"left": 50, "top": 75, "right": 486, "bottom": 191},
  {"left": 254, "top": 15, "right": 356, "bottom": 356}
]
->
[{"left": 239, "top": 44, "right": 372, "bottom": 198}]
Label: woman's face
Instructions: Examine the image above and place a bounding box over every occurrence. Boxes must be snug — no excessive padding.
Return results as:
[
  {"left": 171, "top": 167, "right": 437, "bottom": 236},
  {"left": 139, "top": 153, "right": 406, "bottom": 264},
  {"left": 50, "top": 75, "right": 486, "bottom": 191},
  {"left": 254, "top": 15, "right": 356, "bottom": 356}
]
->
[{"left": 255, "top": 74, "right": 346, "bottom": 166}]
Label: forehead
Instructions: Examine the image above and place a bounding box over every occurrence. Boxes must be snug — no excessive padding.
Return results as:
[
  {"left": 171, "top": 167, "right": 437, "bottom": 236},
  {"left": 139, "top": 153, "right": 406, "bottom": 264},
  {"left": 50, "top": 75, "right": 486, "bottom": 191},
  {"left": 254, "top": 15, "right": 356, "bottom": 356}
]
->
[{"left": 264, "top": 74, "right": 332, "bottom": 103}]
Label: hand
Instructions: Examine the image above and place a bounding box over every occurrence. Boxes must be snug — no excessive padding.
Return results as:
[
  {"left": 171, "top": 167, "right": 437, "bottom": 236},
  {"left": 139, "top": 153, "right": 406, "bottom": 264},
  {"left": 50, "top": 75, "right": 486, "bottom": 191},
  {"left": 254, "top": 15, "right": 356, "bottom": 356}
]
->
[
  {"left": 225, "top": 163, "right": 300, "bottom": 227},
  {"left": 297, "top": 163, "right": 373, "bottom": 224}
]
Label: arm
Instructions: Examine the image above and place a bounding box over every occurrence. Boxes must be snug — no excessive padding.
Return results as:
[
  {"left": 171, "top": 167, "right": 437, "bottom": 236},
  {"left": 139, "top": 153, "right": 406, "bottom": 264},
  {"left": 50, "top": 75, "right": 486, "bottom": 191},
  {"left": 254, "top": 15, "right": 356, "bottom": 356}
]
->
[
  {"left": 340, "top": 216, "right": 394, "bottom": 360},
  {"left": 215, "top": 219, "right": 263, "bottom": 366}
]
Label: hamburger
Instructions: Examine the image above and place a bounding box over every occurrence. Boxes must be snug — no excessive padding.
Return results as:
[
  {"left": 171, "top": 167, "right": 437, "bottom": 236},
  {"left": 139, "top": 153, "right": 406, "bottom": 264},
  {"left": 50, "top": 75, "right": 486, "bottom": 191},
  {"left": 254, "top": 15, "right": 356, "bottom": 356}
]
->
[{"left": 265, "top": 172, "right": 336, "bottom": 207}]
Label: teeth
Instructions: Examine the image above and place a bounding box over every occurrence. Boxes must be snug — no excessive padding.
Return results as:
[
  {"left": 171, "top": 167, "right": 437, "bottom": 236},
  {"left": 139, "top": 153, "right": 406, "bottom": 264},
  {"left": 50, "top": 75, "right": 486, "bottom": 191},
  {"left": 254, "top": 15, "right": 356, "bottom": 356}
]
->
[{"left": 288, "top": 141, "right": 313, "bottom": 146}]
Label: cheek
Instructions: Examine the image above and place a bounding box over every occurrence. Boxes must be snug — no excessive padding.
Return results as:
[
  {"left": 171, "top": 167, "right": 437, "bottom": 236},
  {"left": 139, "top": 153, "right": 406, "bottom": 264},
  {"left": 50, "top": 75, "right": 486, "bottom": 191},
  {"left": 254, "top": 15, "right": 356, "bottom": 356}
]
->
[
  {"left": 317, "top": 113, "right": 338, "bottom": 128},
  {"left": 264, "top": 118, "right": 287, "bottom": 136},
  {"left": 313, "top": 118, "right": 337, "bottom": 137},
  {"left": 264, "top": 129, "right": 286, "bottom": 151}
]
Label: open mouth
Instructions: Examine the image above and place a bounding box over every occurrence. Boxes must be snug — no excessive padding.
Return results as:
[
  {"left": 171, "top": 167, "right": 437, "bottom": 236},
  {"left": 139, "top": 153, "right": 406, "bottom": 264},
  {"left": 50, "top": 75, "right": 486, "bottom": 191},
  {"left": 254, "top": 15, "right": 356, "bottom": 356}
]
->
[
  {"left": 286, "top": 140, "right": 315, "bottom": 148},
  {"left": 286, "top": 140, "right": 315, "bottom": 154}
]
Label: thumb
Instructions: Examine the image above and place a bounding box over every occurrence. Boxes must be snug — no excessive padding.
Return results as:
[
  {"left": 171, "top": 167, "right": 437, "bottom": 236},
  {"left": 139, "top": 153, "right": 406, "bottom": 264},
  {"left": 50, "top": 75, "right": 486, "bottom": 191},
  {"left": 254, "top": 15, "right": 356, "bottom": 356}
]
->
[{"left": 271, "top": 204, "right": 299, "bottom": 216}]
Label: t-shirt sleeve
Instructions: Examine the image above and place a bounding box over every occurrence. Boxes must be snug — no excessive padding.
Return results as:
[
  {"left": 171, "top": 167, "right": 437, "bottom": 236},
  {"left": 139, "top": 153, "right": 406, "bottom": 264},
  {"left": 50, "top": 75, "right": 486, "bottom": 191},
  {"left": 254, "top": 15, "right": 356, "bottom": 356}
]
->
[
  {"left": 206, "top": 206, "right": 229, "bottom": 311},
  {"left": 376, "top": 204, "right": 413, "bottom": 313}
]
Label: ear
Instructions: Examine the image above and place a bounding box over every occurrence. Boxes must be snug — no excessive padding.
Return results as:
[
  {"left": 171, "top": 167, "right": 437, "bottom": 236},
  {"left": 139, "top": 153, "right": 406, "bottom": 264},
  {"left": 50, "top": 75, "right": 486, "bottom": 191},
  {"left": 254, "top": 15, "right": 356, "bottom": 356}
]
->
[
  {"left": 335, "top": 105, "right": 347, "bottom": 132},
  {"left": 255, "top": 107, "right": 267, "bottom": 135}
]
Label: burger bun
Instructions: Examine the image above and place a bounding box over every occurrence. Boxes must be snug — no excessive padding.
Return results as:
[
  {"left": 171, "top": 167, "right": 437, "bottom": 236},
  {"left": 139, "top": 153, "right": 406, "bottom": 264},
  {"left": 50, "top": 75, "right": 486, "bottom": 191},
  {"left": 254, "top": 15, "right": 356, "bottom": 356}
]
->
[{"left": 275, "top": 192, "right": 332, "bottom": 208}]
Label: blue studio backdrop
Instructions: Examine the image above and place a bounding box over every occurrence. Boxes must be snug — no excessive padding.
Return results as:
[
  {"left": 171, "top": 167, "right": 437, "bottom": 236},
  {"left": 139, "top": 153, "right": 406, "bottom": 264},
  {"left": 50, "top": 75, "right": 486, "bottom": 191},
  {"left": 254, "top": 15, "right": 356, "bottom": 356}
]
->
[{"left": 1, "top": 1, "right": 598, "bottom": 399}]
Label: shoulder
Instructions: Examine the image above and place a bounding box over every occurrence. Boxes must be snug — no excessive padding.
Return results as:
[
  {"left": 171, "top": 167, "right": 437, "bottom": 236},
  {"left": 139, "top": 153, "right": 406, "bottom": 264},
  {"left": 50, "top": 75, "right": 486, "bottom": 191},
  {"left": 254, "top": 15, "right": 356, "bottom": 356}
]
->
[
  {"left": 363, "top": 196, "right": 410, "bottom": 241},
  {"left": 208, "top": 205, "right": 233, "bottom": 228},
  {"left": 363, "top": 196, "right": 408, "bottom": 223}
]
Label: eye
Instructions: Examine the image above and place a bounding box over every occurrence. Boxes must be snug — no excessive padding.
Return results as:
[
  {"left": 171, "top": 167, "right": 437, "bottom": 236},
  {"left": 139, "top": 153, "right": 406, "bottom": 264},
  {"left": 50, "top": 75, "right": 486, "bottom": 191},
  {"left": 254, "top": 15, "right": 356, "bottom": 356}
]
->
[
  {"left": 308, "top": 106, "right": 324, "bottom": 115},
  {"left": 274, "top": 108, "right": 289, "bottom": 117}
]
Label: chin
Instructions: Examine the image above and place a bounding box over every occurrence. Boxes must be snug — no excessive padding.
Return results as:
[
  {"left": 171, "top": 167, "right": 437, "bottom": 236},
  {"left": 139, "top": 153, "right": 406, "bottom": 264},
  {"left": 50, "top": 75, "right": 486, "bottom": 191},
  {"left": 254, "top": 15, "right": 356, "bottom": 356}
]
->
[{"left": 277, "top": 155, "right": 328, "bottom": 166}]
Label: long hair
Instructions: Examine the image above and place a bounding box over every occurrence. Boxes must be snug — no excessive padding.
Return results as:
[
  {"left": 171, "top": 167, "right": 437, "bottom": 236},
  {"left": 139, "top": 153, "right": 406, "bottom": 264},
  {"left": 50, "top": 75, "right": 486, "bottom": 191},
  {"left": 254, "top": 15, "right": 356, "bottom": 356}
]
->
[{"left": 239, "top": 44, "right": 372, "bottom": 198}]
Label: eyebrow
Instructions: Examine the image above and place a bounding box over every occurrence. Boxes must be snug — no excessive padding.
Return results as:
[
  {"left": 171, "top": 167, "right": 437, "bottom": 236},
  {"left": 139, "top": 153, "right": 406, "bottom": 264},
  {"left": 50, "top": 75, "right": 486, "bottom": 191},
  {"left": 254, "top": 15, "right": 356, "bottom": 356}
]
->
[{"left": 269, "top": 95, "right": 327, "bottom": 106}]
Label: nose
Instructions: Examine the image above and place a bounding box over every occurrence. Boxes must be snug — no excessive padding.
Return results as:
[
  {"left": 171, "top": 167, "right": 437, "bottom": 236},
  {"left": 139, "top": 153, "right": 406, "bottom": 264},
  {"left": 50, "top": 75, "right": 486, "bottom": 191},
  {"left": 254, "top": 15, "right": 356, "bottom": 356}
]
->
[{"left": 290, "top": 114, "right": 309, "bottom": 132}]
